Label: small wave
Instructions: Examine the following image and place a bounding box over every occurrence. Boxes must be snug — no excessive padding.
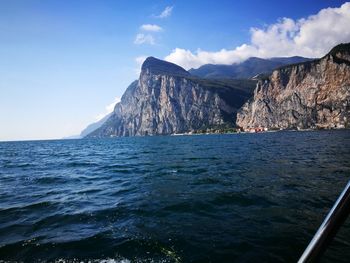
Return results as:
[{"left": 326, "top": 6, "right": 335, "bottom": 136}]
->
[
  {"left": 79, "top": 259, "right": 135, "bottom": 263},
  {"left": 74, "top": 188, "right": 102, "bottom": 195},
  {"left": 122, "top": 155, "right": 140, "bottom": 161},
  {"left": 185, "top": 157, "right": 200, "bottom": 161},
  {"left": 163, "top": 201, "right": 213, "bottom": 214},
  {"left": 0, "top": 201, "right": 58, "bottom": 213},
  {"left": 66, "top": 161, "right": 99, "bottom": 167},
  {"left": 35, "top": 176, "right": 66, "bottom": 184},
  {"left": 106, "top": 164, "right": 135, "bottom": 169},
  {"left": 181, "top": 168, "right": 208, "bottom": 175},
  {"left": 0, "top": 234, "right": 181, "bottom": 263},
  {"left": 210, "top": 192, "right": 276, "bottom": 207},
  {"left": 55, "top": 259, "right": 130, "bottom": 263},
  {"left": 194, "top": 177, "right": 221, "bottom": 185},
  {"left": 53, "top": 256, "right": 175, "bottom": 263},
  {"left": 2, "top": 162, "right": 32, "bottom": 168},
  {"left": 110, "top": 169, "right": 132, "bottom": 174}
]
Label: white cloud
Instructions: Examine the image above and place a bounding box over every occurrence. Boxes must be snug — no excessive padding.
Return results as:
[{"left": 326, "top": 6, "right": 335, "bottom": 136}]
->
[
  {"left": 157, "top": 6, "right": 173, "bottom": 18},
  {"left": 140, "top": 24, "right": 163, "bottom": 32},
  {"left": 165, "top": 2, "right": 350, "bottom": 69},
  {"left": 134, "top": 33, "right": 155, "bottom": 45},
  {"left": 95, "top": 96, "right": 121, "bottom": 121},
  {"left": 165, "top": 45, "right": 259, "bottom": 70}
]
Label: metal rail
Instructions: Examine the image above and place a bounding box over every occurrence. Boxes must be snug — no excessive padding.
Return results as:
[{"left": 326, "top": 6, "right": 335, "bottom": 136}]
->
[{"left": 298, "top": 180, "right": 350, "bottom": 262}]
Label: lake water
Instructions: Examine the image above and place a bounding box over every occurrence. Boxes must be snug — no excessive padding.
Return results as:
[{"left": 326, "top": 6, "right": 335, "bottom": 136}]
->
[{"left": 0, "top": 130, "right": 350, "bottom": 262}]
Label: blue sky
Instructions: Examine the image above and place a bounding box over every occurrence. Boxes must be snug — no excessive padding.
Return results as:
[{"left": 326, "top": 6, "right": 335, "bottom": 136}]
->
[{"left": 0, "top": 0, "right": 349, "bottom": 141}]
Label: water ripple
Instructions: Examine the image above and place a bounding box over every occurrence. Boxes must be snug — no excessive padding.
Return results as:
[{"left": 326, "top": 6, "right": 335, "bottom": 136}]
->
[{"left": 0, "top": 131, "right": 350, "bottom": 262}]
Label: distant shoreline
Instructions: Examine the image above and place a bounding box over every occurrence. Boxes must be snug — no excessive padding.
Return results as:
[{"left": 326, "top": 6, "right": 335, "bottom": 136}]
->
[{"left": 1, "top": 127, "right": 349, "bottom": 143}]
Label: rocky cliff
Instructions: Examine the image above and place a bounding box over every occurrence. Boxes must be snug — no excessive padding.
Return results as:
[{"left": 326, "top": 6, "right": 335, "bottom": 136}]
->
[
  {"left": 87, "top": 57, "right": 255, "bottom": 137},
  {"left": 236, "top": 43, "right": 350, "bottom": 130}
]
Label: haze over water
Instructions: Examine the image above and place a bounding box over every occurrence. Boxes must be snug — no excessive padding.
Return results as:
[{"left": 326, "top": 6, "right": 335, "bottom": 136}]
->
[{"left": 0, "top": 130, "right": 350, "bottom": 262}]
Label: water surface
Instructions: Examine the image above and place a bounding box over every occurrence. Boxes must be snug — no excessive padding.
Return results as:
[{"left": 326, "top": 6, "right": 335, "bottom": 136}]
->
[{"left": 0, "top": 130, "right": 350, "bottom": 262}]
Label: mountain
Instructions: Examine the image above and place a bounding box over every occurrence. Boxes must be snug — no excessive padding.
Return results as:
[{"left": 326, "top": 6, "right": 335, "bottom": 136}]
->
[
  {"left": 236, "top": 43, "right": 350, "bottom": 130},
  {"left": 80, "top": 113, "right": 112, "bottom": 137},
  {"left": 189, "top": 56, "right": 313, "bottom": 79},
  {"left": 142, "top": 56, "right": 190, "bottom": 77},
  {"left": 86, "top": 57, "right": 255, "bottom": 137}
]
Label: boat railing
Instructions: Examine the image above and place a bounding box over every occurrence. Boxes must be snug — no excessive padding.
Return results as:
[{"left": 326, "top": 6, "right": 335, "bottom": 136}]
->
[{"left": 298, "top": 180, "right": 350, "bottom": 262}]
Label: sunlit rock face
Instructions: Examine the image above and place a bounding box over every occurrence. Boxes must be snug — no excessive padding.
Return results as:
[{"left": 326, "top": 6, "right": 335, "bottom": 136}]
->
[
  {"left": 237, "top": 43, "right": 350, "bottom": 130},
  {"left": 87, "top": 57, "right": 253, "bottom": 137}
]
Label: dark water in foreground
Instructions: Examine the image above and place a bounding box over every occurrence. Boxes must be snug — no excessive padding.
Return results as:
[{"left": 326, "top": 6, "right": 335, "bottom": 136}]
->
[{"left": 1, "top": 131, "right": 350, "bottom": 262}]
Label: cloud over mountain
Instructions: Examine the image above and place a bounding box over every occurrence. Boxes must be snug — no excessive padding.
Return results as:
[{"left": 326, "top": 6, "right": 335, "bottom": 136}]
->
[{"left": 165, "top": 2, "right": 350, "bottom": 69}]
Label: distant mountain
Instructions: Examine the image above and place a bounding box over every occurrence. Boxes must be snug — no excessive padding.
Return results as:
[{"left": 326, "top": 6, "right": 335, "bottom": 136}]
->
[
  {"left": 237, "top": 43, "right": 350, "bottom": 130},
  {"left": 86, "top": 57, "right": 256, "bottom": 137},
  {"left": 189, "top": 56, "right": 313, "bottom": 79},
  {"left": 80, "top": 113, "right": 112, "bottom": 137}
]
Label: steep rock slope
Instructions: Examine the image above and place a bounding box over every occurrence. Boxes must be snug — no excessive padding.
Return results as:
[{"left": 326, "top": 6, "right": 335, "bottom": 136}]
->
[
  {"left": 236, "top": 43, "right": 350, "bottom": 130},
  {"left": 87, "top": 57, "right": 255, "bottom": 137}
]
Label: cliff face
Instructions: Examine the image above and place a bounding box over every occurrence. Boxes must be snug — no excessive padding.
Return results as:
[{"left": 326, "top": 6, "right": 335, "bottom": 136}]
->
[
  {"left": 236, "top": 43, "right": 350, "bottom": 130},
  {"left": 87, "top": 57, "right": 254, "bottom": 137}
]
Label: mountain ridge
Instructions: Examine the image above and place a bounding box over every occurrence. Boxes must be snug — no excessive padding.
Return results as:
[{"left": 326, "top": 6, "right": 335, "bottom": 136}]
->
[{"left": 189, "top": 56, "right": 313, "bottom": 79}]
